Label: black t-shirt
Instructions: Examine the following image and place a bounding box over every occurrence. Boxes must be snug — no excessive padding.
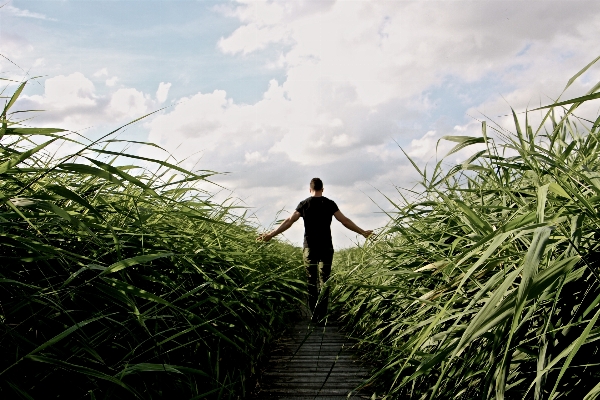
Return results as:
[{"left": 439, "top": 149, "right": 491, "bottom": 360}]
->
[{"left": 295, "top": 196, "right": 339, "bottom": 249}]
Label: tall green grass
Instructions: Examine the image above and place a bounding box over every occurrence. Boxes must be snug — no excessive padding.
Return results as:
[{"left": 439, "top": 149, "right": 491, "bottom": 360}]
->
[
  {"left": 331, "top": 58, "right": 600, "bottom": 399},
  {"left": 0, "top": 81, "right": 305, "bottom": 399}
]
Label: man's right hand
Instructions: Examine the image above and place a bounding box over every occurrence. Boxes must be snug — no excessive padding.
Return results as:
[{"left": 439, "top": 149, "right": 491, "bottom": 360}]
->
[{"left": 257, "top": 233, "right": 273, "bottom": 242}]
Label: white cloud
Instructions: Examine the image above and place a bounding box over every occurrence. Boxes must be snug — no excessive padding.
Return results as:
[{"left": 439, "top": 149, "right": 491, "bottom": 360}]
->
[
  {"left": 245, "top": 151, "right": 268, "bottom": 165},
  {"left": 407, "top": 131, "right": 439, "bottom": 161},
  {"left": 0, "top": 33, "right": 33, "bottom": 61},
  {"left": 94, "top": 68, "right": 108, "bottom": 77},
  {"left": 217, "top": 1, "right": 600, "bottom": 109},
  {"left": 146, "top": 77, "right": 393, "bottom": 168},
  {"left": 218, "top": 23, "right": 289, "bottom": 55},
  {"left": 156, "top": 82, "right": 171, "bottom": 103},
  {"left": 107, "top": 88, "right": 150, "bottom": 119},
  {"left": 188, "top": 0, "right": 599, "bottom": 247},
  {"left": 4, "top": 4, "right": 55, "bottom": 21},
  {"left": 208, "top": 1, "right": 600, "bottom": 166},
  {"left": 17, "top": 72, "right": 159, "bottom": 131},
  {"left": 331, "top": 134, "right": 355, "bottom": 147},
  {"left": 27, "top": 72, "right": 97, "bottom": 109},
  {"left": 406, "top": 126, "right": 488, "bottom": 165},
  {"left": 105, "top": 76, "right": 118, "bottom": 87}
]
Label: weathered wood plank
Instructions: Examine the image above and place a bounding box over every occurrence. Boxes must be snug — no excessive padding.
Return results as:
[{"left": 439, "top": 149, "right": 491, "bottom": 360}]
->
[
  {"left": 273, "top": 397, "right": 367, "bottom": 400},
  {"left": 253, "top": 317, "right": 374, "bottom": 399},
  {"left": 260, "top": 391, "right": 365, "bottom": 396}
]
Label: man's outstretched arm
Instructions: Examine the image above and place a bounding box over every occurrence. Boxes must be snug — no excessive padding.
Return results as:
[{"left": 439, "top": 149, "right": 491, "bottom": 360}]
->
[
  {"left": 257, "top": 211, "right": 301, "bottom": 242},
  {"left": 334, "top": 210, "right": 373, "bottom": 238}
]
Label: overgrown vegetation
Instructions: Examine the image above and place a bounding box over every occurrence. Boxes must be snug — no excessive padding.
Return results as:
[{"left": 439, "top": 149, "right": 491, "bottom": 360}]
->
[
  {"left": 332, "top": 58, "right": 600, "bottom": 399},
  {"left": 0, "top": 81, "right": 305, "bottom": 399}
]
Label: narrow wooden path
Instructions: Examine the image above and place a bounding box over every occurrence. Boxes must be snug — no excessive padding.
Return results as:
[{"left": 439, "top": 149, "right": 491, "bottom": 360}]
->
[{"left": 254, "top": 316, "right": 374, "bottom": 399}]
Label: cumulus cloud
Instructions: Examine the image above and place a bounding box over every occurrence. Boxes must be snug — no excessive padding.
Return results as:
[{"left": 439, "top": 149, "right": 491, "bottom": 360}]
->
[
  {"left": 17, "top": 72, "right": 161, "bottom": 131},
  {"left": 26, "top": 72, "right": 97, "bottom": 109},
  {"left": 168, "top": 0, "right": 600, "bottom": 246},
  {"left": 105, "top": 77, "right": 118, "bottom": 87},
  {"left": 93, "top": 68, "right": 109, "bottom": 77},
  {"left": 244, "top": 151, "right": 268, "bottom": 165},
  {"left": 218, "top": 23, "right": 290, "bottom": 55},
  {"left": 218, "top": 1, "right": 600, "bottom": 107},
  {"left": 146, "top": 77, "right": 415, "bottom": 171},
  {"left": 211, "top": 0, "right": 600, "bottom": 166},
  {"left": 93, "top": 68, "right": 119, "bottom": 87},
  {"left": 407, "top": 131, "right": 439, "bottom": 161},
  {"left": 107, "top": 88, "right": 150, "bottom": 119},
  {"left": 156, "top": 82, "right": 171, "bottom": 103}
]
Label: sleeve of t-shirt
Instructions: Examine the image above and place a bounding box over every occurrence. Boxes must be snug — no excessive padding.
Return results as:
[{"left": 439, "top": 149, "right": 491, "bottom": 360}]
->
[
  {"left": 295, "top": 201, "right": 305, "bottom": 217},
  {"left": 330, "top": 200, "right": 339, "bottom": 215}
]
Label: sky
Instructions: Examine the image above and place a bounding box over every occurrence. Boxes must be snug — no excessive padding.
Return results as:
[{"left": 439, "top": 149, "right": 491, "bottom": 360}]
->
[{"left": 2, "top": 0, "right": 600, "bottom": 248}]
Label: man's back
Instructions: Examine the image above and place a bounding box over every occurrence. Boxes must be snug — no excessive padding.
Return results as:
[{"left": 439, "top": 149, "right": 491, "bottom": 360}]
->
[
  {"left": 295, "top": 196, "right": 339, "bottom": 249},
  {"left": 257, "top": 178, "right": 372, "bottom": 324}
]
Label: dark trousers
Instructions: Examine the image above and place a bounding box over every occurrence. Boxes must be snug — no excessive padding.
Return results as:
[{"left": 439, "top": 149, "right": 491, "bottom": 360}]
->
[{"left": 303, "top": 247, "right": 334, "bottom": 322}]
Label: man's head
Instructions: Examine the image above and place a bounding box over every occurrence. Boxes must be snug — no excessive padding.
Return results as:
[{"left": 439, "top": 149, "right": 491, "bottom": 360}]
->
[{"left": 310, "top": 178, "right": 323, "bottom": 195}]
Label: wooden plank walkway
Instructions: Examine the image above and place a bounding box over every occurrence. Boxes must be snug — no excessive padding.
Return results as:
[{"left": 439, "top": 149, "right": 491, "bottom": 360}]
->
[{"left": 253, "top": 316, "right": 374, "bottom": 399}]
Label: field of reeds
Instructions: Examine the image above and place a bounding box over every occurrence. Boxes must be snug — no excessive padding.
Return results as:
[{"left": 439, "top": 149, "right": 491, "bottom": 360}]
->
[
  {"left": 331, "top": 58, "right": 600, "bottom": 399},
  {"left": 0, "top": 81, "right": 305, "bottom": 399}
]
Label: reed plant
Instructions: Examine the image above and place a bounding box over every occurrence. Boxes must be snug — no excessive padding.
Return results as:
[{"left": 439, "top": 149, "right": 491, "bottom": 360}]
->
[
  {"left": 331, "top": 58, "right": 600, "bottom": 399},
  {"left": 0, "top": 81, "right": 305, "bottom": 399}
]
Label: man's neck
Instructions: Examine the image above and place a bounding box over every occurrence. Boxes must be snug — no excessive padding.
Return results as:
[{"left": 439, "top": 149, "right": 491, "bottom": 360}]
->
[{"left": 311, "top": 191, "right": 323, "bottom": 197}]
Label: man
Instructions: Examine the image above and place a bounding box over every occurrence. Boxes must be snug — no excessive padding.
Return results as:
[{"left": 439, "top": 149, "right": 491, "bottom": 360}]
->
[{"left": 258, "top": 178, "right": 372, "bottom": 324}]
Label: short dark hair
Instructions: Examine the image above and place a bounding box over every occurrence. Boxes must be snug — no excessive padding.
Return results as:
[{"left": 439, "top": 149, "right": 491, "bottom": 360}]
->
[{"left": 310, "top": 178, "right": 323, "bottom": 191}]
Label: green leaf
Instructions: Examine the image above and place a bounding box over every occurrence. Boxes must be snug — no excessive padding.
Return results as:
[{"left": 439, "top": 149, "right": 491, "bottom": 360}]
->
[
  {"left": 1, "top": 316, "right": 105, "bottom": 376},
  {"left": 90, "top": 148, "right": 214, "bottom": 179},
  {"left": 584, "top": 381, "right": 600, "bottom": 400},
  {"left": 0, "top": 138, "right": 58, "bottom": 175},
  {"left": 102, "top": 253, "right": 174, "bottom": 275},
  {"left": 4, "top": 81, "right": 25, "bottom": 113},
  {"left": 549, "top": 306, "right": 600, "bottom": 399},
  {"left": 62, "top": 264, "right": 106, "bottom": 287},
  {"left": 8, "top": 127, "right": 66, "bottom": 135},
  {"left": 497, "top": 227, "right": 552, "bottom": 398},
  {"left": 454, "top": 199, "right": 493, "bottom": 234},
  {"left": 102, "top": 278, "right": 172, "bottom": 306},
  {"left": 564, "top": 54, "right": 600, "bottom": 92},
  {"left": 441, "top": 136, "right": 486, "bottom": 156},
  {"left": 530, "top": 91, "right": 600, "bottom": 112},
  {"left": 536, "top": 184, "right": 549, "bottom": 223},
  {"left": 117, "top": 363, "right": 209, "bottom": 378},
  {"left": 25, "top": 355, "right": 138, "bottom": 397},
  {"left": 58, "top": 163, "right": 123, "bottom": 185},
  {"left": 45, "top": 184, "right": 103, "bottom": 219},
  {"left": 86, "top": 158, "right": 159, "bottom": 196},
  {"left": 548, "top": 181, "right": 571, "bottom": 199},
  {"left": 28, "top": 316, "right": 105, "bottom": 356}
]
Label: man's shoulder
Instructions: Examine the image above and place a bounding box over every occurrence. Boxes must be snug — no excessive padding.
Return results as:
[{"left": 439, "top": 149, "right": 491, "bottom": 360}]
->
[
  {"left": 296, "top": 197, "right": 312, "bottom": 209},
  {"left": 297, "top": 196, "right": 338, "bottom": 208},
  {"left": 299, "top": 196, "right": 312, "bottom": 204},
  {"left": 322, "top": 196, "right": 338, "bottom": 207}
]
